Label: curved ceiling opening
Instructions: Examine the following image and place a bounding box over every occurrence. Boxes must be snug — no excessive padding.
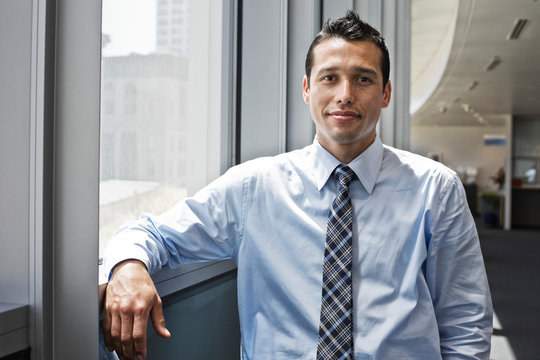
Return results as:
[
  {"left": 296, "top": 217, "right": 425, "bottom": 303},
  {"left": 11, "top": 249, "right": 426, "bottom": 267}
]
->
[{"left": 410, "top": 0, "right": 459, "bottom": 115}]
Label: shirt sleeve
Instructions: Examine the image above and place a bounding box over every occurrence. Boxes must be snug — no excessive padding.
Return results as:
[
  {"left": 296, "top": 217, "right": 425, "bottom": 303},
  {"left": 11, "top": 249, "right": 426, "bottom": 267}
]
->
[
  {"left": 426, "top": 173, "right": 493, "bottom": 359},
  {"left": 102, "top": 165, "right": 248, "bottom": 278}
]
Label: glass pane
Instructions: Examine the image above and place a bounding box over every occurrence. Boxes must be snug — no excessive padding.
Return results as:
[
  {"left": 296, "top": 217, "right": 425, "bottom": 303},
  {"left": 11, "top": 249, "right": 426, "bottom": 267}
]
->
[
  {"left": 147, "top": 272, "right": 240, "bottom": 359},
  {"left": 514, "top": 158, "right": 537, "bottom": 185},
  {"left": 99, "top": 0, "right": 227, "bottom": 258}
]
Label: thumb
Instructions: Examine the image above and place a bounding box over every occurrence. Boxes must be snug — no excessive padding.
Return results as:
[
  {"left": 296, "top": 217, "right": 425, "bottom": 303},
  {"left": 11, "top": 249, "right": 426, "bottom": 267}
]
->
[{"left": 150, "top": 297, "right": 171, "bottom": 338}]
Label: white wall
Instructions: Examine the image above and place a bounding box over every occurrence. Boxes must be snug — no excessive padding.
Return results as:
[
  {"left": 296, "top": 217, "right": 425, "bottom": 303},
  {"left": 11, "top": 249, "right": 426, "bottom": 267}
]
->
[{"left": 411, "top": 125, "right": 508, "bottom": 191}]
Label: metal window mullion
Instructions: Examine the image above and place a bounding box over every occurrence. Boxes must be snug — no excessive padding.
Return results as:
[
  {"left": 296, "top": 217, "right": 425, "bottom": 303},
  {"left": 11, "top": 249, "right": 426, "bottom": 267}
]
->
[
  {"left": 240, "top": 0, "right": 289, "bottom": 162},
  {"left": 52, "top": 0, "right": 102, "bottom": 358}
]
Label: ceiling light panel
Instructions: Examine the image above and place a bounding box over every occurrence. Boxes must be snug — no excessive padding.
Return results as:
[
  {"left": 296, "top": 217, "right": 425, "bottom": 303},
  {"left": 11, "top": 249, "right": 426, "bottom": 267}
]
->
[
  {"left": 507, "top": 18, "right": 529, "bottom": 40},
  {"left": 466, "top": 81, "right": 479, "bottom": 91},
  {"left": 485, "top": 56, "right": 502, "bottom": 71}
]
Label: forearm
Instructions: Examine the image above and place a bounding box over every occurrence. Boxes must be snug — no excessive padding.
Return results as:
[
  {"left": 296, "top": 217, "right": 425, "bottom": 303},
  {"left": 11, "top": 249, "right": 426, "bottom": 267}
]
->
[{"left": 102, "top": 223, "right": 167, "bottom": 282}]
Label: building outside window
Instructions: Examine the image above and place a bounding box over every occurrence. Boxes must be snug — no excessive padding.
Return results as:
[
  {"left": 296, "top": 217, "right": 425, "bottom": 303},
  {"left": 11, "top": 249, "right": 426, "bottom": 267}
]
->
[{"left": 99, "top": 0, "right": 230, "bottom": 259}]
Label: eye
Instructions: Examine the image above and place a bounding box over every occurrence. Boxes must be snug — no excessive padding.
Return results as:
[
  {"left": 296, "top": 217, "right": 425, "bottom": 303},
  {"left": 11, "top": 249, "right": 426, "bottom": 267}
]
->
[
  {"left": 322, "top": 75, "right": 336, "bottom": 81},
  {"left": 357, "top": 76, "right": 372, "bottom": 84}
]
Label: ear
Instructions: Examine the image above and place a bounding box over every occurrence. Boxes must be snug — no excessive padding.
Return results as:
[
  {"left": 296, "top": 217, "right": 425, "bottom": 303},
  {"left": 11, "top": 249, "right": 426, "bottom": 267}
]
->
[
  {"left": 382, "top": 80, "right": 392, "bottom": 108},
  {"left": 302, "top": 75, "right": 310, "bottom": 104}
]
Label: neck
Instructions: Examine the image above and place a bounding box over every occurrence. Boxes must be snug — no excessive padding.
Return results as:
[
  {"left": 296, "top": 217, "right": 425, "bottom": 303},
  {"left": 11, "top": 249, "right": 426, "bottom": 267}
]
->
[{"left": 319, "top": 137, "right": 375, "bottom": 164}]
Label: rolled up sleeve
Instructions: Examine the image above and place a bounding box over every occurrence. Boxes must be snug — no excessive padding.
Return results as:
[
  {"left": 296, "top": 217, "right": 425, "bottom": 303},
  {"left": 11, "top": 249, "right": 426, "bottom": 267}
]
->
[{"left": 102, "top": 165, "right": 247, "bottom": 279}]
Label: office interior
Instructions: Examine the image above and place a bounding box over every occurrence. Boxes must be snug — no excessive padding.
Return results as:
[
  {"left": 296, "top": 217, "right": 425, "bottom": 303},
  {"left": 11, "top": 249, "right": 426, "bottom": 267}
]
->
[{"left": 1, "top": 0, "right": 539, "bottom": 359}]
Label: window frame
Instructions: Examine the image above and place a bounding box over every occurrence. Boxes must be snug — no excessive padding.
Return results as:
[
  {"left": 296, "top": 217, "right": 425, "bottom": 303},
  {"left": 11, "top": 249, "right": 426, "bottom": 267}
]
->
[
  {"left": 95, "top": 1, "right": 240, "bottom": 290},
  {"left": 52, "top": 0, "right": 238, "bottom": 358}
]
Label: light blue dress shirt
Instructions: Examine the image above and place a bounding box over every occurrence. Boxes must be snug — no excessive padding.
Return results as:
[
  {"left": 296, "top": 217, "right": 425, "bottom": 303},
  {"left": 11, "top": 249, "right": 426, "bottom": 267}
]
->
[{"left": 104, "top": 136, "right": 493, "bottom": 359}]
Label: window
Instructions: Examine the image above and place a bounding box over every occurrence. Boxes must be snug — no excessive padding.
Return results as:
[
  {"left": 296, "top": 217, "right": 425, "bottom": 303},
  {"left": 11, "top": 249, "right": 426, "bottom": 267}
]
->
[
  {"left": 513, "top": 118, "right": 540, "bottom": 186},
  {"left": 99, "top": 0, "right": 233, "bottom": 259}
]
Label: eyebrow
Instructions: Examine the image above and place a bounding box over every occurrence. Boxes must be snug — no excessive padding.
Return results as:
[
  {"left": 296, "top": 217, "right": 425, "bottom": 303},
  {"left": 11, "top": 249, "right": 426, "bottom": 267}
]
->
[{"left": 315, "top": 66, "right": 379, "bottom": 78}]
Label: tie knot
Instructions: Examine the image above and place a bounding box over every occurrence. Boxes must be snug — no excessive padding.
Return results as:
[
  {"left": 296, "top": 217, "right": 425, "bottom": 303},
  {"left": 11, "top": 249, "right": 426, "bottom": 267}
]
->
[{"left": 335, "top": 165, "right": 355, "bottom": 187}]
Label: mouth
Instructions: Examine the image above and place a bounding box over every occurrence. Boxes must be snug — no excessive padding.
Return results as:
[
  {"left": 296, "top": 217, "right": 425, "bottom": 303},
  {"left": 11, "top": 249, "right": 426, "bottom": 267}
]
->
[{"left": 328, "top": 110, "right": 360, "bottom": 122}]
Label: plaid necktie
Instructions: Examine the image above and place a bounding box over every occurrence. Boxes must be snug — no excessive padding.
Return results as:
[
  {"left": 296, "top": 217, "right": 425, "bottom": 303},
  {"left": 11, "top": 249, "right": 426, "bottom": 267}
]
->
[{"left": 317, "top": 164, "right": 355, "bottom": 360}]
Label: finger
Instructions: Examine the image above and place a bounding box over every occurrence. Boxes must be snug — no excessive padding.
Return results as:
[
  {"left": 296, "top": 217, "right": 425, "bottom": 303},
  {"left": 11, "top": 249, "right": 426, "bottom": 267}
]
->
[
  {"left": 132, "top": 303, "right": 151, "bottom": 359},
  {"left": 110, "top": 310, "right": 124, "bottom": 358},
  {"left": 102, "top": 309, "right": 114, "bottom": 352},
  {"left": 150, "top": 296, "right": 171, "bottom": 339},
  {"left": 120, "top": 310, "right": 136, "bottom": 359}
]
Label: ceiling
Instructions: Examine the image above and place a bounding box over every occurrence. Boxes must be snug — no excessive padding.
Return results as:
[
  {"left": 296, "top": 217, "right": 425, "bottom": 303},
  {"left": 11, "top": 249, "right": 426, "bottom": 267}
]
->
[{"left": 410, "top": 0, "right": 540, "bottom": 127}]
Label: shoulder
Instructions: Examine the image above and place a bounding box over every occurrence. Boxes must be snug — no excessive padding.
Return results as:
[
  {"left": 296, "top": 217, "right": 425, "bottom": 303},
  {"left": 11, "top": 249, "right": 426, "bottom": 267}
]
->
[
  {"left": 227, "top": 145, "right": 312, "bottom": 178},
  {"left": 380, "top": 144, "right": 460, "bottom": 191},
  {"left": 210, "top": 146, "right": 312, "bottom": 193},
  {"left": 383, "top": 145, "right": 456, "bottom": 177},
  {"left": 380, "top": 146, "right": 471, "bottom": 237}
]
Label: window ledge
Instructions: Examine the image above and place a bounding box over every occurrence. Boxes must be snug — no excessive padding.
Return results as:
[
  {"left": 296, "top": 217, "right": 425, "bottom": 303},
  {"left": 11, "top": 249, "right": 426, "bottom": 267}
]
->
[
  {"left": 151, "top": 259, "right": 237, "bottom": 297},
  {"left": 0, "top": 302, "right": 29, "bottom": 358},
  {"left": 98, "top": 259, "right": 238, "bottom": 309}
]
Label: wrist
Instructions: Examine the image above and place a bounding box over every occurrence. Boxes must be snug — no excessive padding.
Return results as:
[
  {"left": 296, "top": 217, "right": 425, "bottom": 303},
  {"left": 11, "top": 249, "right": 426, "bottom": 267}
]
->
[{"left": 109, "top": 259, "right": 148, "bottom": 281}]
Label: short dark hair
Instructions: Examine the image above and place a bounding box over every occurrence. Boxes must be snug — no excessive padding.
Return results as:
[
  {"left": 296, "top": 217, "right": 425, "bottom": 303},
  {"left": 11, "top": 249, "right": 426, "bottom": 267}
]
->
[{"left": 305, "top": 10, "right": 390, "bottom": 89}]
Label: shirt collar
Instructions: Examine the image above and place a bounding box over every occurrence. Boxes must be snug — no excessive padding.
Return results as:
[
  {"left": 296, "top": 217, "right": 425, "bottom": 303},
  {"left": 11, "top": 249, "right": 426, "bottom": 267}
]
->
[{"left": 309, "top": 136, "right": 383, "bottom": 194}]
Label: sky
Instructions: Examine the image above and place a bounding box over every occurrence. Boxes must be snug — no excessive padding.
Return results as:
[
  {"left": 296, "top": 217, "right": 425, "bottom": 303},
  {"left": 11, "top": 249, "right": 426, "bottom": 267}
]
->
[{"left": 101, "top": 0, "right": 156, "bottom": 57}]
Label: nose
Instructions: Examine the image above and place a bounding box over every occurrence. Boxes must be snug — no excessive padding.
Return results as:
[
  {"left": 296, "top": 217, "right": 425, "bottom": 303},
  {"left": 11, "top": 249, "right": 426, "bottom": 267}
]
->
[{"left": 337, "top": 79, "right": 354, "bottom": 104}]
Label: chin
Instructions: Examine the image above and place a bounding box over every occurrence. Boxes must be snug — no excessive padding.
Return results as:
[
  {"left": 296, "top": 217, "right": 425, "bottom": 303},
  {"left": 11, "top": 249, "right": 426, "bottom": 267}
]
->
[{"left": 329, "top": 132, "right": 362, "bottom": 145}]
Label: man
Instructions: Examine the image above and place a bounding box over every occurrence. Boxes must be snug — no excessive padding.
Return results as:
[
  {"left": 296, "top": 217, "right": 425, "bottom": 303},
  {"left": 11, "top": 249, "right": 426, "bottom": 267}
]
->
[{"left": 102, "top": 11, "right": 493, "bottom": 359}]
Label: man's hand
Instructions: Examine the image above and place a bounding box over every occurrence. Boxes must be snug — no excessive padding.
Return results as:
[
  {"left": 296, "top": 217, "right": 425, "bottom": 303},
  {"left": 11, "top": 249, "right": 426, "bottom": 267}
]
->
[{"left": 102, "top": 260, "right": 171, "bottom": 360}]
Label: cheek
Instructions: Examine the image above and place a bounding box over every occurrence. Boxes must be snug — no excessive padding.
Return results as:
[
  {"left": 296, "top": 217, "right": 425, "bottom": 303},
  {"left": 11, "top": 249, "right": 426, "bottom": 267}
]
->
[
  {"left": 310, "top": 91, "right": 331, "bottom": 110},
  {"left": 309, "top": 102, "right": 323, "bottom": 121},
  {"left": 363, "top": 94, "right": 385, "bottom": 111},
  {"left": 308, "top": 94, "right": 322, "bottom": 111}
]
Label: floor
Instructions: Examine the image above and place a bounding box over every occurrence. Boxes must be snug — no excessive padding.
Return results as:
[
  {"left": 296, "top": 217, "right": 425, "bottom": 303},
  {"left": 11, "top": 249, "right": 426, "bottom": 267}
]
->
[{"left": 478, "top": 224, "right": 540, "bottom": 360}]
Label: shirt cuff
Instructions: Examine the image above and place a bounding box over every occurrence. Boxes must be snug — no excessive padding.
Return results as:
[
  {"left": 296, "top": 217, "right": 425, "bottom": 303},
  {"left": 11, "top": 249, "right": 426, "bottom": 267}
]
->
[{"left": 100, "top": 232, "right": 153, "bottom": 284}]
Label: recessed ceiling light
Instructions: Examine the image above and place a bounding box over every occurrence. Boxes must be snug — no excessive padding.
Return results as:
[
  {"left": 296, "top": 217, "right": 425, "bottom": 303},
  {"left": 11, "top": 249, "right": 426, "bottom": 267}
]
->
[
  {"left": 507, "top": 18, "right": 529, "bottom": 40},
  {"left": 485, "top": 56, "right": 502, "bottom": 72}
]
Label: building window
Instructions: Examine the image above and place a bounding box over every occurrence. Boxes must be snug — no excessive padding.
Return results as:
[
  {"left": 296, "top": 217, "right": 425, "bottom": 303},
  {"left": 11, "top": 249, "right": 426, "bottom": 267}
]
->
[{"left": 99, "top": 0, "right": 230, "bottom": 258}]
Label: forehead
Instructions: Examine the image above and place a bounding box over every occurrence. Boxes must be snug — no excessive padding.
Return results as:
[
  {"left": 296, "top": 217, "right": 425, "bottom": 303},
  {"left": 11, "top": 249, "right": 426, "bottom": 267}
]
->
[{"left": 311, "top": 38, "right": 383, "bottom": 74}]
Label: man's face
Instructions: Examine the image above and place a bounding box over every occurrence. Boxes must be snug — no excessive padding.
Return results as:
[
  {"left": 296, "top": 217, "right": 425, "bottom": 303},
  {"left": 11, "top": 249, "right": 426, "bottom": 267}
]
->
[{"left": 303, "top": 38, "right": 391, "bottom": 160}]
